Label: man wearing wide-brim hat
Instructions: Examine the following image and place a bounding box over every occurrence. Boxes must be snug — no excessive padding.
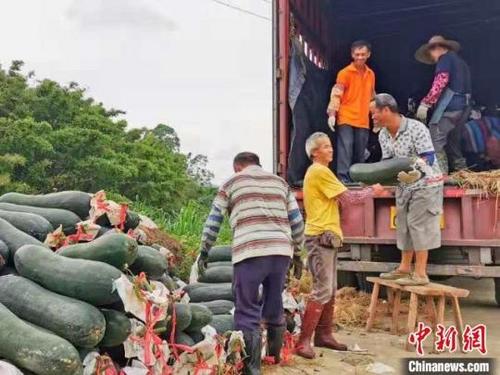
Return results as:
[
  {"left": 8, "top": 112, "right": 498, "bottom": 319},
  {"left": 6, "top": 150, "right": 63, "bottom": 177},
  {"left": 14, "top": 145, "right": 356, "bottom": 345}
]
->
[{"left": 414, "top": 35, "right": 472, "bottom": 174}]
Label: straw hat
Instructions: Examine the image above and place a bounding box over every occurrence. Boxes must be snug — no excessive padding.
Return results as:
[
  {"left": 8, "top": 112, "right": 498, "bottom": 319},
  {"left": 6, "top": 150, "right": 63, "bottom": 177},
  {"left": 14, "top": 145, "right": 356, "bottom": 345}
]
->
[{"left": 415, "top": 35, "right": 461, "bottom": 65}]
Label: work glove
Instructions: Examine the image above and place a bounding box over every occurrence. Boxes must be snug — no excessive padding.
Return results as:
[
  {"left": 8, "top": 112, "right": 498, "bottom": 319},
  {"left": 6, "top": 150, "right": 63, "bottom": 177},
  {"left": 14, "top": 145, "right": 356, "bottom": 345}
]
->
[
  {"left": 327, "top": 116, "right": 336, "bottom": 132},
  {"left": 416, "top": 103, "right": 430, "bottom": 123},
  {"left": 397, "top": 170, "right": 422, "bottom": 184},
  {"left": 291, "top": 254, "right": 303, "bottom": 280},
  {"left": 197, "top": 249, "right": 209, "bottom": 277}
]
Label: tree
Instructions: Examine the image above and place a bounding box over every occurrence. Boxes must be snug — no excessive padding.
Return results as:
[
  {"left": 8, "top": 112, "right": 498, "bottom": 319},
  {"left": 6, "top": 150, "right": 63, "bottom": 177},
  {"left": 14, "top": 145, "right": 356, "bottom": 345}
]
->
[
  {"left": 150, "top": 123, "right": 180, "bottom": 151},
  {"left": 187, "top": 153, "right": 214, "bottom": 187},
  {"left": 0, "top": 61, "right": 214, "bottom": 213}
]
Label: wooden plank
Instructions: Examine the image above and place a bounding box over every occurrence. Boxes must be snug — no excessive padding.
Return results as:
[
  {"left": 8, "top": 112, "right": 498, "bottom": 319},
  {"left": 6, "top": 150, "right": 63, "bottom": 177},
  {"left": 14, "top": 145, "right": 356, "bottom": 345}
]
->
[
  {"left": 405, "top": 293, "right": 419, "bottom": 351},
  {"left": 366, "top": 277, "right": 469, "bottom": 298},
  {"left": 451, "top": 296, "right": 465, "bottom": 353},
  {"left": 437, "top": 296, "right": 446, "bottom": 326},
  {"left": 425, "top": 296, "right": 437, "bottom": 327},
  {"left": 426, "top": 296, "right": 438, "bottom": 351},
  {"left": 387, "top": 288, "right": 394, "bottom": 315},
  {"left": 365, "top": 282, "right": 380, "bottom": 332},
  {"left": 340, "top": 261, "right": 500, "bottom": 278},
  {"left": 391, "top": 289, "right": 402, "bottom": 335},
  {"left": 367, "top": 277, "right": 404, "bottom": 290},
  {"left": 405, "top": 284, "right": 470, "bottom": 298}
]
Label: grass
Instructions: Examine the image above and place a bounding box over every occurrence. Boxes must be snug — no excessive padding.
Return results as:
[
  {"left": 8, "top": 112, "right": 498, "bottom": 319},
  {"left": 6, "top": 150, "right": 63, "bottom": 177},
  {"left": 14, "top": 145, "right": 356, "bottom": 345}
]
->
[{"left": 132, "top": 199, "right": 231, "bottom": 281}]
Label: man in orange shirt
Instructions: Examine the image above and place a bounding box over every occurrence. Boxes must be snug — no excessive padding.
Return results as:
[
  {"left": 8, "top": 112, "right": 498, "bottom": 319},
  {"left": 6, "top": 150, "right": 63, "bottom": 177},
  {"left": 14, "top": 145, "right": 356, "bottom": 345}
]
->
[{"left": 327, "top": 40, "right": 376, "bottom": 183}]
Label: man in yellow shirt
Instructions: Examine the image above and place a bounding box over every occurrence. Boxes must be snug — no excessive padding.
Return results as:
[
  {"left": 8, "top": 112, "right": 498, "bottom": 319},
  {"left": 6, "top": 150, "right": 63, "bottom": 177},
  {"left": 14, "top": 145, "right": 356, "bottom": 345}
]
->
[
  {"left": 295, "top": 132, "right": 383, "bottom": 359},
  {"left": 327, "top": 40, "right": 376, "bottom": 183}
]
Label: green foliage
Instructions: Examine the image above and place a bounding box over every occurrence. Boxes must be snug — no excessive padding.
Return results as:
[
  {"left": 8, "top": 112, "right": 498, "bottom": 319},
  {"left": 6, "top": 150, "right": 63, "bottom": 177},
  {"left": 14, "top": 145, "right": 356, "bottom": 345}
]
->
[
  {"left": 0, "top": 154, "right": 29, "bottom": 192},
  {"left": 166, "top": 200, "right": 231, "bottom": 281},
  {"left": 0, "top": 61, "right": 214, "bottom": 214},
  {"left": 0, "top": 61, "right": 227, "bottom": 281},
  {"left": 132, "top": 198, "right": 231, "bottom": 281}
]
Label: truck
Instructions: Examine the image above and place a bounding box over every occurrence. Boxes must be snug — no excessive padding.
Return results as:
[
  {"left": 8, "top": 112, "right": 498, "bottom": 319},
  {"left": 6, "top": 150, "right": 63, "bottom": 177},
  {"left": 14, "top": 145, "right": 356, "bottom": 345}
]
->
[{"left": 271, "top": 0, "right": 500, "bottom": 304}]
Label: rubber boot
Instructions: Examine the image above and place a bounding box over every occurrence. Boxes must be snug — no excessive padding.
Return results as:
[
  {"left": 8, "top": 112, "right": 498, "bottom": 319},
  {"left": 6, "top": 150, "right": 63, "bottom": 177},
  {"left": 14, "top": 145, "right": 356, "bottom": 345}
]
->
[
  {"left": 295, "top": 300, "right": 323, "bottom": 359},
  {"left": 314, "top": 296, "right": 347, "bottom": 351},
  {"left": 243, "top": 330, "right": 262, "bottom": 375},
  {"left": 267, "top": 325, "right": 285, "bottom": 364}
]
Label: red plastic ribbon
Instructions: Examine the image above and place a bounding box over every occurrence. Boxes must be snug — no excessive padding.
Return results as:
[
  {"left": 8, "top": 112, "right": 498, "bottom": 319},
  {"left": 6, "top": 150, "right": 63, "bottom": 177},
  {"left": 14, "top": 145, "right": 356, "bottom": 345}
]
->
[
  {"left": 118, "top": 203, "right": 128, "bottom": 231},
  {"left": 169, "top": 301, "right": 180, "bottom": 360},
  {"left": 128, "top": 280, "right": 171, "bottom": 374},
  {"left": 96, "top": 199, "right": 111, "bottom": 213},
  {"left": 94, "top": 355, "right": 119, "bottom": 375},
  {"left": 214, "top": 341, "right": 224, "bottom": 360},
  {"left": 193, "top": 353, "right": 215, "bottom": 375},
  {"left": 63, "top": 224, "right": 95, "bottom": 246},
  {"left": 262, "top": 356, "right": 276, "bottom": 365},
  {"left": 281, "top": 331, "right": 297, "bottom": 364}
]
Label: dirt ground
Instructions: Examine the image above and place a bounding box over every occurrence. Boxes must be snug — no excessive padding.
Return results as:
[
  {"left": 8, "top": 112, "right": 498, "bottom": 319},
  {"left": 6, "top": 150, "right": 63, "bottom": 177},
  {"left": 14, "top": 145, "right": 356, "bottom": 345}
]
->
[{"left": 264, "top": 277, "right": 500, "bottom": 375}]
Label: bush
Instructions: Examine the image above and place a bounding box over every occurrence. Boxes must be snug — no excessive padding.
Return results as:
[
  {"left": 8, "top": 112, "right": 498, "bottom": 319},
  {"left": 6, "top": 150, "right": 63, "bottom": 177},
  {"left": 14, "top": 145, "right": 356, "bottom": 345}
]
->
[{"left": 133, "top": 199, "right": 231, "bottom": 282}]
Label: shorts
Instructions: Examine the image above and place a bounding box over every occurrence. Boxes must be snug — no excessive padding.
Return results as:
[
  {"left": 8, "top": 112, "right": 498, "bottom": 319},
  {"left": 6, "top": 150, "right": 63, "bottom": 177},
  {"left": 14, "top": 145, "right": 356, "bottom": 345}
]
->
[{"left": 395, "top": 185, "right": 444, "bottom": 251}]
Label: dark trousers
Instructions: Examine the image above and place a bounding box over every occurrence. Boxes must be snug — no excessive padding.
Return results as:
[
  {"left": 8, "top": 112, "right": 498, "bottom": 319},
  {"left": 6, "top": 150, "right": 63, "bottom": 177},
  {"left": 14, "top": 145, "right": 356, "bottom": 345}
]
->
[
  {"left": 336, "top": 125, "right": 369, "bottom": 183},
  {"left": 233, "top": 255, "right": 290, "bottom": 332},
  {"left": 430, "top": 110, "right": 469, "bottom": 173}
]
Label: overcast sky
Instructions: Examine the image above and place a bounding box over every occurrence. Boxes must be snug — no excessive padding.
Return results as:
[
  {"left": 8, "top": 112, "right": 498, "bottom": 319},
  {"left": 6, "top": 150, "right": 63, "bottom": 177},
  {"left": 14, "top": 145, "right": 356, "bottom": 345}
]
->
[{"left": 0, "top": 0, "right": 273, "bottom": 183}]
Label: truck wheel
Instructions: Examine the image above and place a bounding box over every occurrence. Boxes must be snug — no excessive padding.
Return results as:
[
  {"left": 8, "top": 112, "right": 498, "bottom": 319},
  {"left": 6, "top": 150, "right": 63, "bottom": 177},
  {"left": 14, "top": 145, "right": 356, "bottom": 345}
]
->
[
  {"left": 337, "top": 271, "right": 357, "bottom": 288},
  {"left": 495, "top": 278, "right": 500, "bottom": 307}
]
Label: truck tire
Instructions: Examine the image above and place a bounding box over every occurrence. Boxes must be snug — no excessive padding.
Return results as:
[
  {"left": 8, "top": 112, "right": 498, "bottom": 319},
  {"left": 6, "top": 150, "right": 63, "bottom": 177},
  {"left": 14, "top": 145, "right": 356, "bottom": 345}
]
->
[{"left": 495, "top": 278, "right": 500, "bottom": 307}]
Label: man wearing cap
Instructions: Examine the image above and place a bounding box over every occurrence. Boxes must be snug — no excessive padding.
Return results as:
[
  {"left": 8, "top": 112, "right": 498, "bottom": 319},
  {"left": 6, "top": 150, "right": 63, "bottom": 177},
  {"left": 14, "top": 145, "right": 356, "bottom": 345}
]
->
[
  {"left": 327, "top": 40, "right": 376, "bottom": 183},
  {"left": 415, "top": 35, "right": 472, "bottom": 174}
]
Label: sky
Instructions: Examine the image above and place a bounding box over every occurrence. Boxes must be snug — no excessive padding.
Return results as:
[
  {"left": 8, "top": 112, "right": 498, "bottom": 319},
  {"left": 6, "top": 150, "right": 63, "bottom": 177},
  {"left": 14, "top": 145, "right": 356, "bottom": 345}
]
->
[{"left": 0, "top": 0, "right": 273, "bottom": 183}]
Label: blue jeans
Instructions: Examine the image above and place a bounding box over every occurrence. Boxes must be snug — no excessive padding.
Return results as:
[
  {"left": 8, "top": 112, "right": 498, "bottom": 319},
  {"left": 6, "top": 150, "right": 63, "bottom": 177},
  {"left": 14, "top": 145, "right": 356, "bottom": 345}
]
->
[{"left": 336, "top": 125, "right": 369, "bottom": 183}]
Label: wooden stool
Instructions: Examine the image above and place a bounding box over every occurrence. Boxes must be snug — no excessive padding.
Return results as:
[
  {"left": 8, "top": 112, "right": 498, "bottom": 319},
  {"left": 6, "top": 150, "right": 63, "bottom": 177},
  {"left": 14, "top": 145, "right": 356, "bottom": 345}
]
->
[{"left": 365, "top": 277, "right": 470, "bottom": 351}]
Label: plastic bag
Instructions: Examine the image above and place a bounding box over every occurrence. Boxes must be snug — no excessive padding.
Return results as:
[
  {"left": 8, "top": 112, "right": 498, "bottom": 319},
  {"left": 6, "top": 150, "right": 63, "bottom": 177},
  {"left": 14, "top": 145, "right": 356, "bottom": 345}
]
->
[
  {"left": 0, "top": 361, "right": 23, "bottom": 375},
  {"left": 113, "top": 275, "right": 169, "bottom": 322},
  {"left": 121, "top": 360, "right": 149, "bottom": 375},
  {"left": 189, "top": 254, "right": 200, "bottom": 284}
]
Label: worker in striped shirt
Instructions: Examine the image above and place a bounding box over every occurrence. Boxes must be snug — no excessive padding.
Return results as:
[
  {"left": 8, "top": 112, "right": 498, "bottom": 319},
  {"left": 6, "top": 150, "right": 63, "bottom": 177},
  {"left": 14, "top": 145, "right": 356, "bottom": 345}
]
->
[{"left": 198, "top": 152, "right": 305, "bottom": 375}]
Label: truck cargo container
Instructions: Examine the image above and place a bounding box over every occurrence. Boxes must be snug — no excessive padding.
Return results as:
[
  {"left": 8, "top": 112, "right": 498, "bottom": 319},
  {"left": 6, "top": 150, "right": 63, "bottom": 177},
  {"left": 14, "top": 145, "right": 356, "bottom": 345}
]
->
[{"left": 271, "top": 0, "right": 500, "bottom": 304}]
